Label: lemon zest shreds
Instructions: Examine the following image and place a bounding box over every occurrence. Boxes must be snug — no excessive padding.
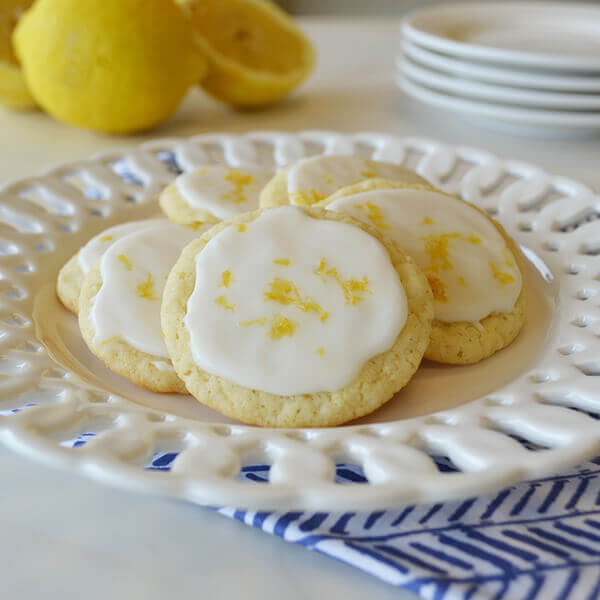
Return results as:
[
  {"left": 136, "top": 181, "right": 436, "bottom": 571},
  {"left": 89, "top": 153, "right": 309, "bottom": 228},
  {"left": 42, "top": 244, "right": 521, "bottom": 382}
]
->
[
  {"left": 118, "top": 254, "right": 133, "bottom": 271},
  {"left": 186, "top": 222, "right": 204, "bottom": 231},
  {"left": 220, "top": 170, "right": 255, "bottom": 204},
  {"left": 421, "top": 217, "right": 435, "bottom": 225},
  {"left": 264, "top": 277, "right": 329, "bottom": 322},
  {"left": 239, "top": 318, "right": 268, "bottom": 327},
  {"left": 426, "top": 274, "right": 448, "bottom": 303},
  {"left": 268, "top": 314, "right": 297, "bottom": 340},
  {"left": 355, "top": 202, "right": 391, "bottom": 230},
  {"left": 99, "top": 235, "right": 114, "bottom": 242},
  {"left": 316, "top": 347, "right": 325, "bottom": 356},
  {"left": 490, "top": 263, "right": 515, "bottom": 286},
  {"left": 215, "top": 295, "right": 236, "bottom": 311},
  {"left": 220, "top": 269, "right": 233, "bottom": 288},
  {"left": 421, "top": 232, "right": 481, "bottom": 274},
  {"left": 237, "top": 224, "right": 247, "bottom": 232},
  {"left": 136, "top": 274, "right": 158, "bottom": 300},
  {"left": 290, "top": 189, "right": 326, "bottom": 206},
  {"left": 314, "top": 258, "right": 371, "bottom": 306},
  {"left": 273, "top": 258, "right": 291, "bottom": 266},
  {"left": 502, "top": 248, "right": 516, "bottom": 268}
]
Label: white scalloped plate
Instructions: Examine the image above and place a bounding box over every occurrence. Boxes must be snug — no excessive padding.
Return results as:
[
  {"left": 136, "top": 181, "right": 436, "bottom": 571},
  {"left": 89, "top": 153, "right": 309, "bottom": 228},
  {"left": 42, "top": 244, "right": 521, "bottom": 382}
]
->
[{"left": 1, "top": 131, "right": 599, "bottom": 511}]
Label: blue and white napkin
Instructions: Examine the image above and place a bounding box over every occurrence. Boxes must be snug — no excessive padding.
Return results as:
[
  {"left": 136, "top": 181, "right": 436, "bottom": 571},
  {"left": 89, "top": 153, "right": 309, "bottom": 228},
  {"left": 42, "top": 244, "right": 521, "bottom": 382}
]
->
[
  {"left": 157, "top": 454, "right": 600, "bottom": 600},
  {"left": 63, "top": 429, "right": 600, "bottom": 600}
]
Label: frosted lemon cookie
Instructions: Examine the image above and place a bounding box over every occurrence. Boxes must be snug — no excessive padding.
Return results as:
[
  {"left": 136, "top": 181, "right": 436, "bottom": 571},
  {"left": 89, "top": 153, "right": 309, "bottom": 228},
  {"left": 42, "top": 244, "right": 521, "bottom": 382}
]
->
[
  {"left": 57, "top": 218, "right": 166, "bottom": 314},
  {"left": 160, "top": 165, "right": 274, "bottom": 225},
  {"left": 79, "top": 221, "right": 209, "bottom": 393},
  {"left": 321, "top": 179, "right": 526, "bottom": 364},
  {"left": 162, "top": 205, "right": 433, "bottom": 427},
  {"left": 259, "top": 154, "right": 429, "bottom": 208}
]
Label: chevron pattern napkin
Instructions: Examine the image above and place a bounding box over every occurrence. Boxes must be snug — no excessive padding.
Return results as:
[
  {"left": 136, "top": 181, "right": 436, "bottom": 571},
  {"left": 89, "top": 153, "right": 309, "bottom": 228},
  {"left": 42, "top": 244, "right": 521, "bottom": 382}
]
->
[
  {"left": 148, "top": 451, "right": 600, "bottom": 600},
  {"left": 40, "top": 424, "right": 599, "bottom": 600}
]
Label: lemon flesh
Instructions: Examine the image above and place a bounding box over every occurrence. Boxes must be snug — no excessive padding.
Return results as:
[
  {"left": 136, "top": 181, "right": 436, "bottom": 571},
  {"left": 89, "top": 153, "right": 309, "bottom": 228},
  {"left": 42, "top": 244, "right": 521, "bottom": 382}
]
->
[
  {"left": 14, "top": 0, "right": 207, "bottom": 133},
  {"left": 179, "top": 0, "right": 315, "bottom": 108},
  {"left": 0, "top": 0, "right": 35, "bottom": 109}
]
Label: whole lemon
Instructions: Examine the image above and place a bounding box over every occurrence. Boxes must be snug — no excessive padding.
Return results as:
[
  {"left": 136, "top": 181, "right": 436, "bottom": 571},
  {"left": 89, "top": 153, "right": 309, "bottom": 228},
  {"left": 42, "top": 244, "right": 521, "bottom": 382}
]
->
[
  {"left": 13, "top": 0, "right": 206, "bottom": 133},
  {"left": 0, "top": 0, "right": 36, "bottom": 109}
]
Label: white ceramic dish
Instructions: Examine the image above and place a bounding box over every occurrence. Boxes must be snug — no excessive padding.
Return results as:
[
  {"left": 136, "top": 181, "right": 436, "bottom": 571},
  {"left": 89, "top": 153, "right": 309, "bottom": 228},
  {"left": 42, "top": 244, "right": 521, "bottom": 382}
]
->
[
  {"left": 398, "top": 57, "right": 600, "bottom": 111},
  {"left": 401, "top": 41, "right": 600, "bottom": 93},
  {"left": 398, "top": 74, "right": 600, "bottom": 134},
  {"left": 403, "top": 2, "right": 600, "bottom": 71},
  {"left": 0, "top": 131, "right": 599, "bottom": 510}
]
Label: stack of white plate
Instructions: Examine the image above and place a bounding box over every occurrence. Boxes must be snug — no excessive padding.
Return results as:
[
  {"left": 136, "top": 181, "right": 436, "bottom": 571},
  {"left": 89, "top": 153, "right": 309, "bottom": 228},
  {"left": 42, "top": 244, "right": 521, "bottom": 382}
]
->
[{"left": 397, "top": 2, "right": 600, "bottom": 135}]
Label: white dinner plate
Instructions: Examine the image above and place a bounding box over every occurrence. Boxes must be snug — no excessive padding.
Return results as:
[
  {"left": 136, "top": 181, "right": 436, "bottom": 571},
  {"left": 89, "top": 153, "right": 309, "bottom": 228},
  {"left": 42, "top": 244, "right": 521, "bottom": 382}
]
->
[
  {"left": 398, "top": 57, "right": 600, "bottom": 111},
  {"left": 0, "top": 131, "right": 599, "bottom": 510},
  {"left": 401, "top": 41, "right": 600, "bottom": 93},
  {"left": 403, "top": 2, "right": 600, "bottom": 71},
  {"left": 398, "top": 74, "right": 600, "bottom": 134}
]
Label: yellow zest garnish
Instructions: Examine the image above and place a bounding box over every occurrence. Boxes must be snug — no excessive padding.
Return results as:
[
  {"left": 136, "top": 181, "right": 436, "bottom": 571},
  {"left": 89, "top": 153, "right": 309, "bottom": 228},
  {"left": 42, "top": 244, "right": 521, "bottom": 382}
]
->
[
  {"left": 421, "top": 232, "right": 484, "bottom": 274},
  {"left": 239, "top": 314, "right": 299, "bottom": 340},
  {"left": 237, "top": 224, "right": 247, "bottom": 233},
  {"left": 421, "top": 217, "right": 435, "bottom": 226},
  {"left": 186, "top": 222, "right": 204, "bottom": 231},
  {"left": 421, "top": 234, "right": 457, "bottom": 273},
  {"left": 100, "top": 235, "right": 113, "bottom": 242},
  {"left": 273, "top": 258, "right": 291, "bottom": 266},
  {"left": 361, "top": 170, "right": 377, "bottom": 179},
  {"left": 268, "top": 314, "right": 297, "bottom": 340},
  {"left": 316, "top": 347, "right": 325, "bottom": 356},
  {"left": 314, "top": 258, "right": 372, "bottom": 306},
  {"left": 100, "top": 335, "right": 120, "bottom": 346},
  {"left": 215, "top": 295, "right": 236, "bottom": 311},
  {"left": 490, "top": 263, "right": 515, "bottom": 286},
  {"left": 136, "top": 274, "right": 158, "bottom": 300},
  {"left": 264, "top": 278, "right": 329, "bottom": 322},
  {"left": 502, "top": 248, "right": 516, "bottom": 268},
  {"left": 117, "top": 254, "right": 133, "bottom": 270},
  {"left": 225, "top": 170, "right": 254, "bottom": 187},
  {"left": 239, "top": 318, "right": 268, "bottom": 327},
  {"left": 426, "top": 275, "right": 448, "bottom": 303},
  {"left": 321, "top": 174, "right": 334, "bottom": 184},
  {"left": 220, "top": 269, "right": 233, "bottom": 288},
  {"left": 290, "top": 189, "right": 326, "bottom": 206},
  {"left": 355, "top": 202, "right": 391, "bottom": 230},
  {"left": 221, "top": 170, "right": 255, "bottom": 204},
  {"left": 458, "top": 276, "right": 466, "bottom": 287}
]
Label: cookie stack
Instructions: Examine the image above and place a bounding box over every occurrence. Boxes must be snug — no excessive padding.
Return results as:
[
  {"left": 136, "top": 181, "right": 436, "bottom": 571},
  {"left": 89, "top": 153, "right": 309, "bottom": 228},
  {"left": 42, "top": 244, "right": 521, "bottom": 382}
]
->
[{"left": 57, "top": 155, "right": 526, "bottom": 427}]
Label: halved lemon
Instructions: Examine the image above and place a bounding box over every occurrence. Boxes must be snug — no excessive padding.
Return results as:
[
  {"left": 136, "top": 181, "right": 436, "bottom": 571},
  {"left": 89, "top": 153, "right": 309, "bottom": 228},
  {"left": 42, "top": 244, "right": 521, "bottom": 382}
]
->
[
  {"left": 177, "top": 0, "right": 315, "bottom": 108},
  {"left": 0, "top": 0, "right": 35, "bottom": 109}
]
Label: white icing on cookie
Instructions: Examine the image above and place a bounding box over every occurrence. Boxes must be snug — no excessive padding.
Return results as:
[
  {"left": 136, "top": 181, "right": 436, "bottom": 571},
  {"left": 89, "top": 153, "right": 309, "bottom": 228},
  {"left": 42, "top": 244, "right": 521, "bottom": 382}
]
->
[
  {"left": 175, "top": 166, "right": 274, "bottom": 219},
  {"left": 91, "top": 222, "right": 207, "bottom": 357},
  {"left": 326, "top": 188, "right": 522, "bottom": 323},
  {"left": 184, "top": 206, "right": 407, "bottom": 396},
  {"left": 78, "top": 218, "right": 166, "bottom": 274},
  {"left": 286, "top": 155, "right": 426, "bottom": 206}
]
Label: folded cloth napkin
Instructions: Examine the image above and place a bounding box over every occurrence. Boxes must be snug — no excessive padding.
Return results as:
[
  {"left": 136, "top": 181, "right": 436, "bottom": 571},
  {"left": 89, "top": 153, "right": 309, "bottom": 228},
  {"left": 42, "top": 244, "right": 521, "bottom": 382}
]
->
[{"left": 64, "top": 429, "right": 600, "bottom": 600}]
